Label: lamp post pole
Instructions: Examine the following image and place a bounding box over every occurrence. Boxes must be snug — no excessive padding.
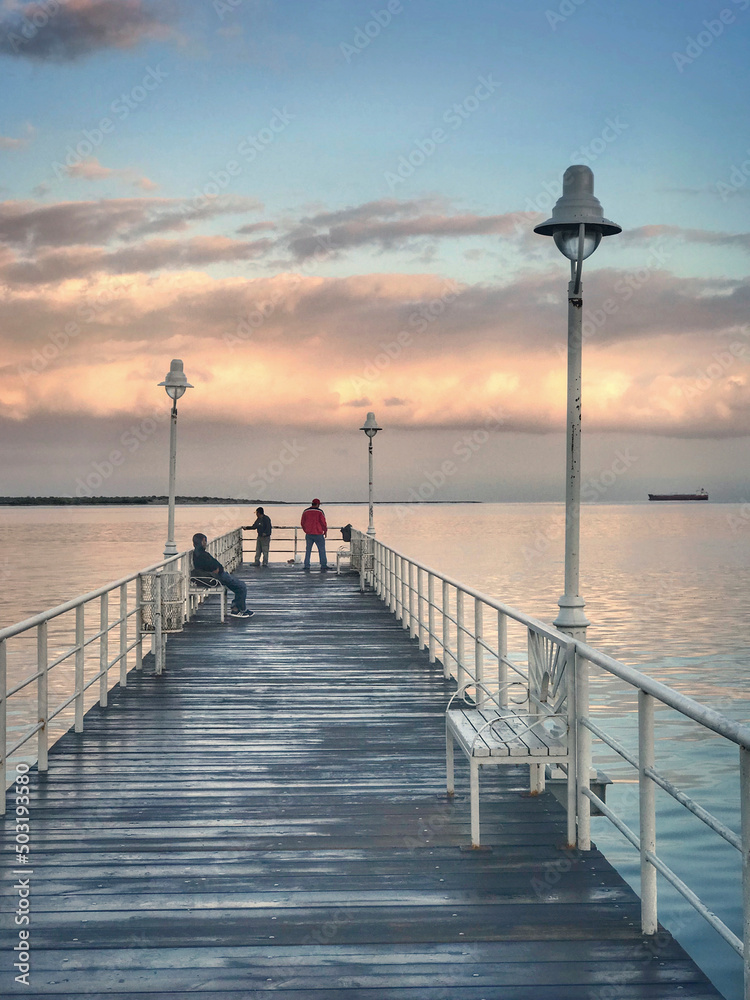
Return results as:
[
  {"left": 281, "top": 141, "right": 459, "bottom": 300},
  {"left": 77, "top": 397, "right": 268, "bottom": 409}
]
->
[
  {"left": 165, "top": 398, "right": 179, "bottom": 558},
  {"left": 159, "top": 360, "right": 193, "bottom": 560},
  {"left": 560, "top": 259, "right": 586, "bottom": 638},
  {"left": 360, "top": 411, "right": 382, "bottom": 538},
  {"left": 534, "top": 166, "right": 621, "bottom": 640}
]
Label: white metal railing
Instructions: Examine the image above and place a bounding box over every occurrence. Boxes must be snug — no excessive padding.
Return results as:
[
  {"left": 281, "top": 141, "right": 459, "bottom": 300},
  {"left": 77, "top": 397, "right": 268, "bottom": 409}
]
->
[
  {"left": 241, "top": 524, "right": 350, "bottom": 564},
  {"left": 352, "top": 528, "right": 750, "bottom": 996},
  {"left": 1, "top": 527, "right": 242, "bottom": 808}
]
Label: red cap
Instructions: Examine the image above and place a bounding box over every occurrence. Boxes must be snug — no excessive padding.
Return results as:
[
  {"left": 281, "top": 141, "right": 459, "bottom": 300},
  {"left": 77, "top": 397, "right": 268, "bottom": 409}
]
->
[{"left": 312, "top": 498, "right": 320, "bottom": 506}]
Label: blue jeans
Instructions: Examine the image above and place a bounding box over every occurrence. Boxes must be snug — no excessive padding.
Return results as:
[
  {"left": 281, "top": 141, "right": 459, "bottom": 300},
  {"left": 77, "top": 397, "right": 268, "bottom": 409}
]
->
[
  {"left": 218, "top": 571, "right": 247, "bottom": 611},
  {"left": 304, "top": 534, "right": 327, "bottom": 568}
]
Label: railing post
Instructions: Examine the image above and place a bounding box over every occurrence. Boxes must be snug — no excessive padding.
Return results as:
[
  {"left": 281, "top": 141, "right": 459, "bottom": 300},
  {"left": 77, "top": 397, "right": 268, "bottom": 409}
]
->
[
  {"left": 428, "top": 574, "right": 436, "bottom": 663},
  {"left": 154, "top": 571, "right": 164, "bottom": 676},
  {"left": 639, "top": 689, "right": 658, "bottom": 935},
  {"left": 359, "top": 541, "right": 367, "bottom": 593},
  {"left": 416, "top": 567, "right": 425, "bottom": 649},
  {"left": 99, "top": 593, "right": 109, "bottom": 708},
  {"left": 740, "top": 745, "right": 750, "bottom": 1000},
  {"left": 456, "top": 589, "right": 465, "bottom": 691},
  {"left": 75, "top": 604, "right": 85, "bottom": 732},
  {"left": 442, "top": 581, "right": 451, "bottom": 679},
  {"left": 408, "top": 562, "right": 416, "bottom": 639},
  {"left": 474, "top": 599, "right": 484, "bottom": 706},
  {"left": 0, "top": 639, "right": 6, "bottom": 813},
  {"left": 565, "top": 641, "right": 577, "bottom": 848},
  {"left": 135, "top": 575, "right": 143, "bottom": 671},
  {"left": 374, "top": 542, "right": 383, "bottom": 598},
  {"left": 294, "top": 527, "right": 299, "bottom": 564},
  {"left": 388, "top": 549, "right": 396, "bottom": 613},
  {"left": 120, "top": 582, "right": 128, "bottom": 688},
  {"left": 36, "top": 622, "right": 48, "bottom": 771},
  {"left": 575, "top": 649, "right": 591, "bottom": 850},
  {"left": 400, "top": 557, "right": 409, "bottom": 631},
  {"left": 498, "top": 611, "right": 507, "bottom": 710}
]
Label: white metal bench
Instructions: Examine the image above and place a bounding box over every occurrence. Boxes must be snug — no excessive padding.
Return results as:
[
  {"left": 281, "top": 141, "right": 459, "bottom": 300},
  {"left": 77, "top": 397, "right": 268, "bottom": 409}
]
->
[
  {"left": 446, "top": 633, "right": 575, "bottom": 848},
  {"left": 188, "top": 576, "right": 228, "bottom": 622}
]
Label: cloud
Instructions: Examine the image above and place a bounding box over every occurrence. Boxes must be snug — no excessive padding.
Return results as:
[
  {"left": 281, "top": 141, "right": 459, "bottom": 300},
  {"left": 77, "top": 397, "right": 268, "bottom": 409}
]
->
[
  {"left": 0, "top": 123, "right": 34, "bottom": 150},
  {"left": 64, "top": 156, "right": 157, "bottom": 191},
  {"left": 286, "top": 204, "right": 521, "bottom": 260},
  {"left": 623, "top": 224, "right": 750, "bottom": 255},
  {"left": 0, "top": 0, "right": 180, "bottom": 62},
  {"left": 2, "top": 234, "right": 273, "bottom": 282},
  {"left": 2, "top": 263, "right": 750, "bottom": 441},
  {"left": 0, "top": 195, "right": 263, "bottom": 250},
  {"left": 2, "top": 193, "right": 750, "bottom": 441}
]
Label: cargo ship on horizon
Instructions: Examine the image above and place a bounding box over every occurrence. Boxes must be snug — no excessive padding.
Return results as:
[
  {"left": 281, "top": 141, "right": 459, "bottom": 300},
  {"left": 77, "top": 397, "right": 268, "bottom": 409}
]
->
[{"left": 648, "top": 488, "right": 709, "bottom": 501}]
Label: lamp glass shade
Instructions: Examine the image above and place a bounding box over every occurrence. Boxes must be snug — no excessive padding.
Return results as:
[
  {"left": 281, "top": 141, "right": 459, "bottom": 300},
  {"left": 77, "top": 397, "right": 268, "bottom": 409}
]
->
[
  {"left": 553, "top": 227, "right": 602, "bottom": 261},
  {"left": 360, "top": 411, "right": 381, "bottom": 438},
  {"left": 533, "top": 165, "right": 621, "bottom": 255},
  {"left": 158, "top": 358, "right": 193, "bottom": 400}
]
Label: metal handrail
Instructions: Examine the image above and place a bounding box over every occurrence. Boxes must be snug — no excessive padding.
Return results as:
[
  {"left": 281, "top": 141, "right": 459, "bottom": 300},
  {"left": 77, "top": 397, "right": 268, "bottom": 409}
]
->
[
  {"left": 353, "top": 527, "right": 750, "bottom": 991},
  {"left": 1, "top": 527, "right": 243, "bottom": 806}
]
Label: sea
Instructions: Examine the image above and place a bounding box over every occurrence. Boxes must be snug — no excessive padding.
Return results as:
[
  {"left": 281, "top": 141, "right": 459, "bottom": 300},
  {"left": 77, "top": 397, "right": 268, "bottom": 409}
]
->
[{"left": 1, "top": 500, "right": 749, "bottom": 999}]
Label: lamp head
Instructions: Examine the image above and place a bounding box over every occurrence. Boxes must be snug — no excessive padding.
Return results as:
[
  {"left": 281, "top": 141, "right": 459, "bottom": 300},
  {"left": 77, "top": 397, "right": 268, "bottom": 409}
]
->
[
  {"left": 360, "top": 411, "right": 382, "bottom": 439},
  {"left": 158, "top": 359, "right": 194, "bottom": 401},
  {"left": 533, "top": 165, "right": 621, "bottom": 260}
]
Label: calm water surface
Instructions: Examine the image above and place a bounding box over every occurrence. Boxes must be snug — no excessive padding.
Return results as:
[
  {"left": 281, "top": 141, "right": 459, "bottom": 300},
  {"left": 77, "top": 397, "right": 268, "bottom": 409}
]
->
[{"left": 1, "top": 501, "right": 748, "bottom": 998}]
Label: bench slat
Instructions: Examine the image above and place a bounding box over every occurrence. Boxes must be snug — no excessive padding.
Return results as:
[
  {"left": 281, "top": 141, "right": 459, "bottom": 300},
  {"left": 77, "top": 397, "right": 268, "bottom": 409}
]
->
[{"left": 447, "top": 707, "right": 567, "bottom": 759}]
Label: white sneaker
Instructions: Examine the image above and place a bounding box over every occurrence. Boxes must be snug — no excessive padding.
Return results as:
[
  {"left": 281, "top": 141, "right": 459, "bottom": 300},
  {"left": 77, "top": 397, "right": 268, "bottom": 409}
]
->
[{"left": 230, "top": 609, "right": 255, "bottom": 619}]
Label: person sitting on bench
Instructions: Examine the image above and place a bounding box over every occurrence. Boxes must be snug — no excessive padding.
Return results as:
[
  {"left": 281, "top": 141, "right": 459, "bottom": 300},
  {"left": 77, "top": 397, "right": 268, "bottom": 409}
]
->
[{"left": 191, "top": 533, "right": 254, "bottom": 619}]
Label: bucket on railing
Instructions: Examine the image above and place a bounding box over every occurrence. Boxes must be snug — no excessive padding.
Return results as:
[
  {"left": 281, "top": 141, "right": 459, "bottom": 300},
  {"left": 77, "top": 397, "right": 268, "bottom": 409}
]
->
[{"left": 140, "top": 570, "right": 185, "bottom": 633}]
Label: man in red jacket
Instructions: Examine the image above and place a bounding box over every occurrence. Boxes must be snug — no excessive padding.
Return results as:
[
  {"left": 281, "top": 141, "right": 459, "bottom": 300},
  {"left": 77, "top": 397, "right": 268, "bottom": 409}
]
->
[{"left": 301, "top": 498, "right": 328, "bottom": 571}]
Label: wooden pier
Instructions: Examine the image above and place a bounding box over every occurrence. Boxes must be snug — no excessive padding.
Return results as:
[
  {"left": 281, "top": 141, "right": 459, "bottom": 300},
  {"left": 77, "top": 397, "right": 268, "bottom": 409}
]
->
[{"left": 1, "top": 565, "right": 725, "bottom": 998}]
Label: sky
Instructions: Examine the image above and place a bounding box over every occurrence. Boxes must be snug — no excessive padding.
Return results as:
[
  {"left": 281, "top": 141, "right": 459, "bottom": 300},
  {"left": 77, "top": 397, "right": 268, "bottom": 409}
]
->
[{"left": 1, "top": 0, "right": 749, "bottom": 502}]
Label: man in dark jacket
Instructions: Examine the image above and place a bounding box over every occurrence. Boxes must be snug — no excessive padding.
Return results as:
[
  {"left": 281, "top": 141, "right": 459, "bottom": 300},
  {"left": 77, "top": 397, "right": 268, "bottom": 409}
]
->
[
  {"left": 301, "top": 498, "right": 328, "bottom": 571},
  {"left": 191, "top": 533, "right": 254, "bottom": 618},
  {"left": 244, "top": 507, "right": 272, "bottom": 567}
]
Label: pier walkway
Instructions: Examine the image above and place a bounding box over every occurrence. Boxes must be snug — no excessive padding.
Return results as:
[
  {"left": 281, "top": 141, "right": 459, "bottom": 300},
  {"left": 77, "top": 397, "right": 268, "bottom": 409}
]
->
[{"left": 1, "top": 564, "right": 724, "bottom": 998}]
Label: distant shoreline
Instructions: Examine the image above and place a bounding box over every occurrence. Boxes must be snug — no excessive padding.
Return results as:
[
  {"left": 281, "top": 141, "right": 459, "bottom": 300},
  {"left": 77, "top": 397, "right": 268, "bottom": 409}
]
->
[{"left": 0, "top": 496, "right": 481, "bottom": 507}]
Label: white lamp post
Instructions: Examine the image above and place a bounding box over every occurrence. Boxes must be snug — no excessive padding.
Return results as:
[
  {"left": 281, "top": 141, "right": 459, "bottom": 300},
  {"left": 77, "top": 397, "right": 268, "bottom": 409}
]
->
[
  {"left": 534, "top": 165, "right": 621, "bottom": 639},
  {"left": 360, "top": 411, "right": 382, "bottom": 537},
  {"left": 158, "top": 359, "right": 193, "bottom": 559}
]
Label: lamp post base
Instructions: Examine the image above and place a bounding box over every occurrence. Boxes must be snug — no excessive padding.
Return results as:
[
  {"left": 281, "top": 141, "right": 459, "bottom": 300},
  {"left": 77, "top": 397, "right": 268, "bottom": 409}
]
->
[
  {"left": 163, "top": 542, "right": 178, "bottom": 559},
  {"left": 554, "top": 594, "right": 590, "bottom": 640}
]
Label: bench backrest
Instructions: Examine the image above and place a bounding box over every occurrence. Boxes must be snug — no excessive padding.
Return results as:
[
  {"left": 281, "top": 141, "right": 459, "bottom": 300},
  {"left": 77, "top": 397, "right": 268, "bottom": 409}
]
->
[{"left": 527, "top": 630, "right": 574, "bottom": 720}]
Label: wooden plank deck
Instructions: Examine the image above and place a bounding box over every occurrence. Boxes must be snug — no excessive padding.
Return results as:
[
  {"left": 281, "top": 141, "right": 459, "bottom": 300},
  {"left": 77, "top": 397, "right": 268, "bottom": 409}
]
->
[{"left": 1, "top": 564, "right": 726, "bottom": 998}]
